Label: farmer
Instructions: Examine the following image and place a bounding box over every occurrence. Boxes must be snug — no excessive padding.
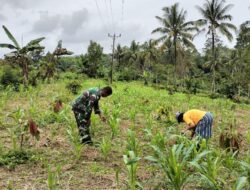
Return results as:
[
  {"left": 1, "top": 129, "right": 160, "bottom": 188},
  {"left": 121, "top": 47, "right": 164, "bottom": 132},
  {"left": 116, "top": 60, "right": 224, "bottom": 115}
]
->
[
  {"left": 72, "top": 86, "right": 112, "bottom": 144},
  {"left": 175, "top": 109, "right": 213, "bottom": 140}
]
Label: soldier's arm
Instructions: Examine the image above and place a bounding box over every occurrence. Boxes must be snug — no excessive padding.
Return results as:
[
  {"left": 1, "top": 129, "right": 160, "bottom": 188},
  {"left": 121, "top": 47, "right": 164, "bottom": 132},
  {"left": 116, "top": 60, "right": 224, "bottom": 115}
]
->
[{"left": 93, "top": 100, "right": 101, "bottom": 114}]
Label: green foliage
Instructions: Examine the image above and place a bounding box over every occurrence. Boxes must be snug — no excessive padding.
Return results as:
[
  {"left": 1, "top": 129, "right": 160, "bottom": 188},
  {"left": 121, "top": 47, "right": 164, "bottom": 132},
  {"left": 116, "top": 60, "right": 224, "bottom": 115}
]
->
[
  {"left": 99, "top": 137, "right": 112, "bottom": 160},
  {"left": 190, "top": 151, "right": 225, "bottom": 189},
  {"left": 146, "top": 139, "right": 196, "bottom": 190},
  {"left": 47, "top": 164, "right": 62, "bottom": 190},
  {"left": 66, "top": 81, "right": 81, "bottom": 95},
  {"left": 0, "top": 150, "right": 37, "bottom": 169},
  {"left": 233, "top": 177, "right": 248, "bottom": 190},
  {"left": 82, "top": 41, "right": 104, "bottom": 78},
  {"left": 108, "top": 104, "right": 121, "bottom": 139},
  {"left": 123, "top": 151, "right": 141, "bottom": 190},
  {"left": 66, "top": 121, "right": 84, "bottom": 161},
  {"left": 126, "top": 129, "right": 140, "bottom": 156},
  {"left": 0, "top": 65, "right": 21, "bottom": 89}
]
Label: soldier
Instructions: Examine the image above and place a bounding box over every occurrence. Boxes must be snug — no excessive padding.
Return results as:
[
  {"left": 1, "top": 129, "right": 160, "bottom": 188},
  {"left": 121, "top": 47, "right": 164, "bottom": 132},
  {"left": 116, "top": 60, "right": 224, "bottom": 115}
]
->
[{"left": 72, "top": 86, "right": 112, "bottom": 144}]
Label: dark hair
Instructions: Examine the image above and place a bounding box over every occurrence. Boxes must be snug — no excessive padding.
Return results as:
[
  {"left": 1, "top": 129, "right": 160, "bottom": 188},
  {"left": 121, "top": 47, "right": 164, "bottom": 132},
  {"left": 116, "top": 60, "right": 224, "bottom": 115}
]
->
[
  {"left": 101, "top": 86, "right": 112, "bottom": 95},
  {"left": 177, "top": 112, "right": 184, "bottom": 123}
]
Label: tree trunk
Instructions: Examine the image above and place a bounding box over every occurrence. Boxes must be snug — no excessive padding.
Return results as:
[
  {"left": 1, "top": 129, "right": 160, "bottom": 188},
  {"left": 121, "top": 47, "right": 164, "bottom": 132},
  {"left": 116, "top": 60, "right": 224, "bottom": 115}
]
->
[
  {"left": 211, "top": 29, "right": 216, "bottom": 92},
  {"left": 173, "top": 35, "right": 177, "bottom": 87},
  {"left": 21, "top": 57, "right": 29, "bottom": 86}
]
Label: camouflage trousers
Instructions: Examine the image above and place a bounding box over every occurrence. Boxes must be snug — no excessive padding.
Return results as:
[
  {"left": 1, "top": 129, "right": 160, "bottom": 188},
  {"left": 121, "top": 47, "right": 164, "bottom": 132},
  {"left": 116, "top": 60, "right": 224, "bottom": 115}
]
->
[{"left": 73, "top": 110, "right": 92, "bottom": 143}]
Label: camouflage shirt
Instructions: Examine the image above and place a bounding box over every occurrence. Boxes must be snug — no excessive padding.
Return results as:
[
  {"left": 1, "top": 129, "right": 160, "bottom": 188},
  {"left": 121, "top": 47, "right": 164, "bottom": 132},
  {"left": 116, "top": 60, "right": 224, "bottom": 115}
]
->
[{"left": 72, "top": 87, "right": 101, "bottom": 118}]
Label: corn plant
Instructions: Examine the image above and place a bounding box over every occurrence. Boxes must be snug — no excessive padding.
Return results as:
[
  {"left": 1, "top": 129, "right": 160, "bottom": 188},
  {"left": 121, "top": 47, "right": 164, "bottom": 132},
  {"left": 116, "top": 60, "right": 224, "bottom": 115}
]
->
[
  {"left": 126, "top": 129, "right": 139, "bottom": 156},
  {"left": 233, "top": 177, "right": 248, "bottom": 190},
  {"left": 7, "top": 128, "right": 18, "bottom": 151},
  {"left": 47, "top": 164, "right": 62, "bottom": 190},
  {"left": 108, "top": 104, "right": 121, "bottom": 139},
  {"left": 190, "top": 150, "right": 225, "bottom": 189},
  {"left": 123, "top": 151, "right": 141, "bottom": 190},
  {"left": 108, "top": 116, "right": 120, "bottom": 139},
  {"left": 7, "top": 108, "right": 28, "bottom": 149},
  {"left": 66, "top": 122, "right": 83, "bottom": 161},
  {"left": 99, "top": 137, "right": 112, "bottom": 160},
  {"left": 90, "top": 114, "right": 98, "bottom": 137},
  {"left": 239, "top": 159, "right": 250, "bottom": 185},
  {"left": 129, "top": 109, "right": 136, "bottom": 129},
  {"left": 146, "top": 142, "right": 195, "bottom": 190},
  {"left": 151, "top": 132, "right": 167, "bottom": 151}
]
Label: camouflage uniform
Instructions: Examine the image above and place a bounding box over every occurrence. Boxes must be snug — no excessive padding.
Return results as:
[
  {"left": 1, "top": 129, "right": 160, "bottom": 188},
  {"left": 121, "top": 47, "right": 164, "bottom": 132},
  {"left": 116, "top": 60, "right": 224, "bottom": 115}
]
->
[{"left": 72, "top": 88, "right": 101, "bottom": 143}]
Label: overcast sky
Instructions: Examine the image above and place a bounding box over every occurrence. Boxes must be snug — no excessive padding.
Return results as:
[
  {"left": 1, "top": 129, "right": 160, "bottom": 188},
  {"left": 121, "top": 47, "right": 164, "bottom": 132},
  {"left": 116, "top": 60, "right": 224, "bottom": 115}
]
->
[{"left": 0, "top": 0, "right": 249, "bottom": 58}]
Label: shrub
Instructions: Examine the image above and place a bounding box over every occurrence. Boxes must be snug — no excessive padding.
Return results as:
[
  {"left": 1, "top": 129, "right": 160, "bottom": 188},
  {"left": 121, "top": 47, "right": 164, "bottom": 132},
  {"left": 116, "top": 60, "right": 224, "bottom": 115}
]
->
[
  {"left": 66, "top": 81, "right": 81, "bottom": 94},
  {"left": 0, "top": 65, "right": 21, "bottom": 88}
]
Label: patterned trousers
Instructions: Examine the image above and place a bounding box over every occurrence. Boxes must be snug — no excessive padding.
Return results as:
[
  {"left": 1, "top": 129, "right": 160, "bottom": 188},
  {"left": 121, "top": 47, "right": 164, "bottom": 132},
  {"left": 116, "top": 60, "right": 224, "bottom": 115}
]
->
[
  {"left": 195, "top": 112, "right": 213, "bottom": 139},
  {"left": 73, "top": 110, "right": 91, "bottom": 143}
]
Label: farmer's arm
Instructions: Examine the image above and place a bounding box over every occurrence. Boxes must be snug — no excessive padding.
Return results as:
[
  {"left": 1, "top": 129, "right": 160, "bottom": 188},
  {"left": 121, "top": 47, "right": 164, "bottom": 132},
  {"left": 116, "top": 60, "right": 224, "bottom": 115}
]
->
[{"left": 182, "top": 117, "right": 196, "bottom": 137}]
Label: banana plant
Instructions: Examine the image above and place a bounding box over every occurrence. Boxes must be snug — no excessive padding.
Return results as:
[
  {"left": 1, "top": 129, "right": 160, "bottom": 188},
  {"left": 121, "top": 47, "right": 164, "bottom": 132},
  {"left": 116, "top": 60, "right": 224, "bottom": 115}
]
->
[
  {"left": 0, "top": 25, "right": 45, "bottom": 86},
  {"left": 39, "top": 40, "right": 73, "bottom": 81}
]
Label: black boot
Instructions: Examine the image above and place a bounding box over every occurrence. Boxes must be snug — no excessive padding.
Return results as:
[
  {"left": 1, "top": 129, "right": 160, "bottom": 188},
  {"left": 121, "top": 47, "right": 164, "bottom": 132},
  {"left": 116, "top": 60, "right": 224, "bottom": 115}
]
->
[{"left": 81, "top": 136, "right": 93, "bottom": 145}]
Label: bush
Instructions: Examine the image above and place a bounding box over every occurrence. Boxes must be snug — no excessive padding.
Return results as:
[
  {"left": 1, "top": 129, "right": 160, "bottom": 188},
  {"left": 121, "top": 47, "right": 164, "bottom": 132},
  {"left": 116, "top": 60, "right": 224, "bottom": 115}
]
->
[
  {"left": 219, "top": 82, "right": 239, "bottom": 99},
  {"left": 60, "top": 72, "right": 80, "bottom": 80},
  {"left": 209, "top": 92, "right": 223, "bottom": 99},
  {"left": 0, "top": 65, "right": 21, "bottom": 88},
  {"left": 66, "top": 81, "right": 82, "bottom": 94},
  {"left": 185, "top": 78, "right": 200, "bottom": 94}
]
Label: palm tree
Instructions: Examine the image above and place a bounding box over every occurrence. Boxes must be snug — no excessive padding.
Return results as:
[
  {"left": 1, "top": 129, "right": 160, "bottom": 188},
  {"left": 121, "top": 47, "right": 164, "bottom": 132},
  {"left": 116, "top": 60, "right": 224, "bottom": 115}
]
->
[
  {"left": 0, "top": 25, "right": 45, "bottom": 85},
  {"left": 196, "top": 0, "right": 237, "bottom": 92},
  {"left": 152, "top": 3, "right": 201, "bottom": 83}
]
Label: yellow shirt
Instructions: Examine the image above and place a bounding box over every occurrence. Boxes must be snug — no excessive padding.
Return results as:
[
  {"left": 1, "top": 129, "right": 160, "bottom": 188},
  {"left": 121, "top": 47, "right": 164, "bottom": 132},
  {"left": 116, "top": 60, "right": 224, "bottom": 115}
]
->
[{"left": 183, "top": 109, "right": 206, "bottom": 126}]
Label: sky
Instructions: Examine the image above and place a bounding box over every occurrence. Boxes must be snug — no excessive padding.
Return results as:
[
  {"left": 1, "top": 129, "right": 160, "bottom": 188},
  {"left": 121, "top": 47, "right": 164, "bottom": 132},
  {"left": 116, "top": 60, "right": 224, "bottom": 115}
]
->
[{"left": 0, "top": 0, "right": 249, "bottom": 58}]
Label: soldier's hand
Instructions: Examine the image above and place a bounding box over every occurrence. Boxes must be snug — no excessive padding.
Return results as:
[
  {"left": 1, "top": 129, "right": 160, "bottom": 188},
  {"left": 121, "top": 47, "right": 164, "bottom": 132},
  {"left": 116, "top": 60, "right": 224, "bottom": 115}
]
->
[{"left": 100, "top": 115, "right": 107, "bottom": 123}]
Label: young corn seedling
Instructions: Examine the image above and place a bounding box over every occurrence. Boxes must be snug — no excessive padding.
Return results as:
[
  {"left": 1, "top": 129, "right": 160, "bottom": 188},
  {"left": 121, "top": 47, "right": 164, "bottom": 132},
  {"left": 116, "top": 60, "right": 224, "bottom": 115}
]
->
[
  {"left": 47, "top": 164, "right": 62, "bottom": 190},
  {"left": 66, "top": 122, "right": 84, "bottom": 161},
  {"left": 190, "top": 150, "right": 225, "bottom": 189},
  {"left": 7, "top": 128, "right": 18, "bottom": 151},
  {"left": 123, "top": 151, "right": 141, "bottom": 190},
  {"left": 239, "top": 158, "right": 250, "bottom": 185},
  {"left": 7, "top": 108, "right": 29, "bottom": 149},
  {"left": 108, "top": 104, "right": 121, "bottom": 139},
  {"left": 146, "top": 142, "right": 194, "bottom": 190},
  {"left": 129, "top": 110, "right": 136, "bottom": 129},
  {"left": 99, "top": 137, "right": 112, "bottom": 160},
  {"left": 126, "top": 129, "right": 139, "bottom": 156},
  {"left": 108, "top": 116, "right": 120, "bottom": 139},
  {"left": 151, "top": 132, "right": 167, "bottom": 151},
  {"left": 233, "top": 177, "right": 248, "bottom": 190}
]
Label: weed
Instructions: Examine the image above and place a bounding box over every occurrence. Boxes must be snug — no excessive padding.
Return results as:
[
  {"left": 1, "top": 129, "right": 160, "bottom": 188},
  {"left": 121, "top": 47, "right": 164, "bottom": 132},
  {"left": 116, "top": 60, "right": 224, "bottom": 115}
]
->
[{"left": 0, "top": 150, "right": 37, "bottom": 169}]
